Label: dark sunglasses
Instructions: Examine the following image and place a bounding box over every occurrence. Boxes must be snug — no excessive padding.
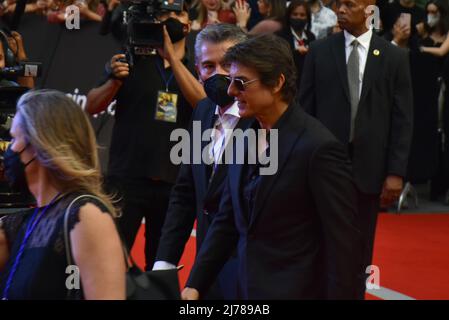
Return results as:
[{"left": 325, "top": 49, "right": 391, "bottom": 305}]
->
[{"left": 225, "top": 76, "right": 259, "bottom": 91}]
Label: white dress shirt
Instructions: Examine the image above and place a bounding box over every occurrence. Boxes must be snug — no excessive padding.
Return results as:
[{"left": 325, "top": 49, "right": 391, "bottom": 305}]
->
[
  {"left": 153, "top": 101, "right": 240, "bottom": 271},
  {"left": 209, "top": 101, "right": 240, "bottom": 166},
  {"left": 344, "top": 28, "right": 373, "bottom": 98}
]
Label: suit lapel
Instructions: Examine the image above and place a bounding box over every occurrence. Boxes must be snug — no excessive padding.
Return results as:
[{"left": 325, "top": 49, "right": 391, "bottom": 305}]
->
[
  {"left": 331, "top": 32, "right": 350, "bottom": 103},
  {"left": 201, "top": 101, "right": 218, "bottom": 145},
  {"left": 229, "top": 122, "right": 253, "bottom": 226},
  {"left": 359, "top": 34, "right": 384, "bottom": 105},
  {"left": 195, "top": 100, "right": 218, "bottom": 191},
  {"left": 249, "top": 104, "right": 306, "bottom": 230}
]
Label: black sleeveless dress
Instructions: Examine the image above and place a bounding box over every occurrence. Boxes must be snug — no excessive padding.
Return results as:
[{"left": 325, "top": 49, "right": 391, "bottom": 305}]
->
[
  {"left": 407, "top": 36, "right": 444, "bottom": 182},
  {"left": 0, "top": 193, "right": 110, "bottom": 300}
]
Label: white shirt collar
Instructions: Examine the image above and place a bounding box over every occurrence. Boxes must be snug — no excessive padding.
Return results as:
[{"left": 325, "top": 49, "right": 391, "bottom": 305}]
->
[
  {"left": 214, "top": 101, "right": 240, "bottom": 119},
  {"left": 344, "top": 28, "right": 373, "bottom": 50},
  {"left": 291, "top": 27, "right": 308, "bottom": 42}
]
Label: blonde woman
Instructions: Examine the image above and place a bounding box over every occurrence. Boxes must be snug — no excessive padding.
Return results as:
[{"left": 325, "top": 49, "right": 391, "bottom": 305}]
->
[{"left": 0, "top": 89, "right": 126, "bottom": 300}]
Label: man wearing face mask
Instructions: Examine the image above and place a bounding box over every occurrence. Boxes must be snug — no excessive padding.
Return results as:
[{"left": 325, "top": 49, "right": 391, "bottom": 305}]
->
[
  {"left": 154, "top": 23, "right": 251, "bottom": 300},
  {"left": 85, "top": 6, "right": 205, "bottom": 270}
]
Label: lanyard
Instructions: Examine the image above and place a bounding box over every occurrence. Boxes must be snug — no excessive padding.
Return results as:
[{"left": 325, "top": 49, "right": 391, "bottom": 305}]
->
[
  {"left": 156, "top": 61, "right": 174, "bottom": 92},
  {"left": 1, "top": 192, "right": 61, "bottom": 300}
]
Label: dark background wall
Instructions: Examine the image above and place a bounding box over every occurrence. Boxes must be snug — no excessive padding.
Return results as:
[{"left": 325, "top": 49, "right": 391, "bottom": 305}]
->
[{"left": 18, "top": 15, "right": 121, "bottom": 173}]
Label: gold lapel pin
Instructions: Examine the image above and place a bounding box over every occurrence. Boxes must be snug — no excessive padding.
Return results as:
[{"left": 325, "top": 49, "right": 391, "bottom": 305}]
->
[{"left": 373, "top": 49, "right": 380, "bottom": 56}]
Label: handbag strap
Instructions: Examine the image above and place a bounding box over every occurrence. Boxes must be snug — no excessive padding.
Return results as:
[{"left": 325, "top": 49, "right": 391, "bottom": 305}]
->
[{"left": 63, "top": 194, "right": 135, "bottom": 270}]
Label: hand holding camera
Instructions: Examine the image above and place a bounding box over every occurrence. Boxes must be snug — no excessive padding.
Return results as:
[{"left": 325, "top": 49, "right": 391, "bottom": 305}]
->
[
  {"left": 110, "top": 53, "right": 130, "bottom": 80},
  {"left": 157, "top": 25, "right": 177, "bottom": 63},
  {"left": 7, "top": 31, "right": 27, "bottom": 61}
]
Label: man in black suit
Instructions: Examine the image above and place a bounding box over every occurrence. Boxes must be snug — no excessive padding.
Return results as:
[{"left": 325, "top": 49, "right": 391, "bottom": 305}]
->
[
  {"left": 182, "top": 34, "right": 361, "bottom": 300},
  {"left": 299, "top": 0, "right": 413, "bottom": 298},
  {"left": 154, "top": 24, "right": 251, "bottom": 299}
]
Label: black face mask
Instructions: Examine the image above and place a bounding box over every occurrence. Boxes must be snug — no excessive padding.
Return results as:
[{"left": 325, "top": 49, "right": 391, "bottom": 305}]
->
[
  {"left": 203, "top": 74, "right": 235, "bottom": 107},
  {"left": 290, "top": 18, "right": 307, "bottom": 31},
  {"left": 163, "top": 18, "right": 187, "bottom": 43},
  {"left": 3, "top": 144, "right": 34, "bottom": 193}
]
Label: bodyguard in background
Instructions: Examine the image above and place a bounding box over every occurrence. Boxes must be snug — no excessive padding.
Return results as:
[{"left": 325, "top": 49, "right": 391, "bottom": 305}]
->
[{"left": 299, "top": 0, "right": 413, "bottom": 299}]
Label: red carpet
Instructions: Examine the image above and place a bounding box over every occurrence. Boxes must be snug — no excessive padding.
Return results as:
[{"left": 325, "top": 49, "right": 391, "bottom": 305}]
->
[
  {"left": 368, "top": 213, "right": 449, "bottom": 300},
  {"left": 131, "top": 213, "right": 449, "bottom": 300},
  {"left": 130, "top": 227, "right": 196, "bottom": 288}
]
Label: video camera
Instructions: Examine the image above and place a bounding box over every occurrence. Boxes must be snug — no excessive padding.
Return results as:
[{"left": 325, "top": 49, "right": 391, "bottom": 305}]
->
[
  {"left": 0, "top": 61, "right": 42, "bottom": 79},
  {"left": 121, "top": 0, "right": 184, "bottom": 64},
  {"left": 0, "top": 86, "right": 35, "bottom": 208}
]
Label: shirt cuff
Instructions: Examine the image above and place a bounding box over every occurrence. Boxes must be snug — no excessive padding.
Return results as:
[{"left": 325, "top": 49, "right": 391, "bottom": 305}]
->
[{"left": 153, "top": 261, "right": 177, "bottom": 271}]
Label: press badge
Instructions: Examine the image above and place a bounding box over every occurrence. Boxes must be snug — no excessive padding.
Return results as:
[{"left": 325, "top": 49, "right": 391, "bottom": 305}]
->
[{"left": 155, "top": 91, "right": 178, "bottom": 123}]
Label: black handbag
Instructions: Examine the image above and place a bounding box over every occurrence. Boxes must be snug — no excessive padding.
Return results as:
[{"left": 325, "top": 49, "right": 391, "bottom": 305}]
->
[{"left": 63, "top": 194, "right": 182, "bottom": 300}]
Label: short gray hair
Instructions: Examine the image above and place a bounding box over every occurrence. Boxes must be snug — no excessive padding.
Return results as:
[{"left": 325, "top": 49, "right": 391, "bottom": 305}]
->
[{"left": 194, "top": 23, "right": 248, "bottom": 64}]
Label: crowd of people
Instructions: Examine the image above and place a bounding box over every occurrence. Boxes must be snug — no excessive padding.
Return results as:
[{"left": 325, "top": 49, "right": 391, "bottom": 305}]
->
[
  {"left": 0, "top": 0, "right": 447, "bottom": 300},
  {"left": 0, "top": 0, "right": 106, "bottom": 23}
]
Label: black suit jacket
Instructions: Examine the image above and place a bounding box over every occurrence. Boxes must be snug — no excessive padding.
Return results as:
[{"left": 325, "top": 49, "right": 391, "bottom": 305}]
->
[
  {"left": 186, "top": 103, "right": 361, "bottom": 299},
  {"left": 156, "top": 98, "right": 252, "bottom": 264},
  {"left": 299, "top": 32, "right": 413, "bottom": 194}
]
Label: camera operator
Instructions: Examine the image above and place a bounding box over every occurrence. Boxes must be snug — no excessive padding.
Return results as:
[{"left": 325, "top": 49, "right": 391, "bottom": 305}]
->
[
  {"left": 0, "top": 30, "right": 34, "bottom": 88},
  {"left": 86, "top": 4, "right": 205, "bottom": 270}
]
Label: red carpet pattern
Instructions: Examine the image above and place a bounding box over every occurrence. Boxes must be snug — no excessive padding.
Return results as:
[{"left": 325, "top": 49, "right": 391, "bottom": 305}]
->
[{"left": 131, "top": 213, "right": 449, "bottom": 300}]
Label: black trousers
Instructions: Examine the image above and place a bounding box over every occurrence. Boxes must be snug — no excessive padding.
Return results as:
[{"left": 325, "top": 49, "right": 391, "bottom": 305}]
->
[
  {"left": 355, "top": 190, "right": 381, "bottom": 299},
  {"left": 201, "top": 256, "right": 239, "bottom": 300},
  {"left": 105, "top": 176, "right": 173, "bottom": 270},
  {"left": 349, "top": 143, "right": 381, "bottom": 298}
]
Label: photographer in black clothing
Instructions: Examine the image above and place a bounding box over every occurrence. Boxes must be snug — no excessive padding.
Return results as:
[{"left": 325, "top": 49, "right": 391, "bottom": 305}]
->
[{"left": 86, "top": 7, "right": 205, "bottom": 270}]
